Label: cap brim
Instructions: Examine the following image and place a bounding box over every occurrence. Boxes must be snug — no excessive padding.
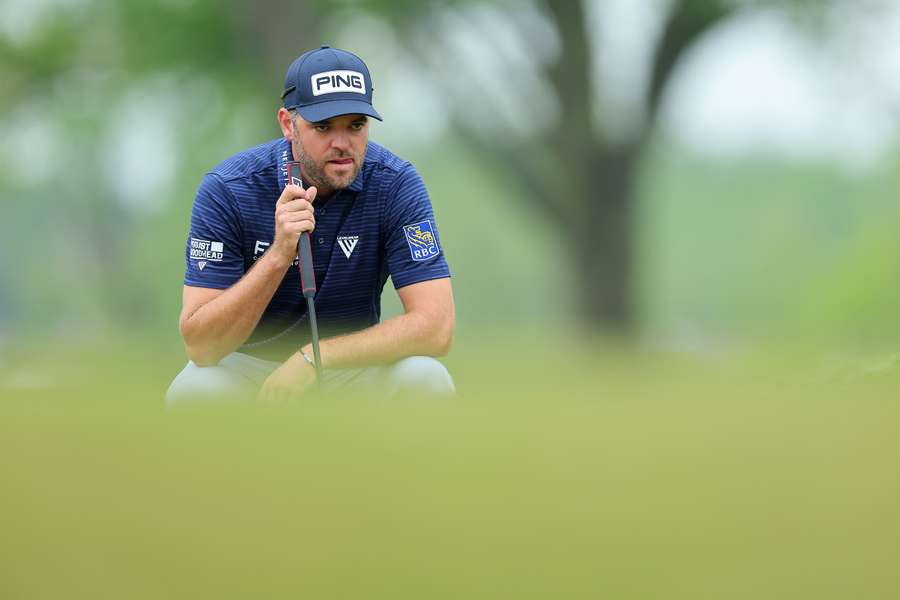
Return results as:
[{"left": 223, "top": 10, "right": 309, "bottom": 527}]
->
[{"left": 297, "top": 100, "right": 383, "bottom": 122}]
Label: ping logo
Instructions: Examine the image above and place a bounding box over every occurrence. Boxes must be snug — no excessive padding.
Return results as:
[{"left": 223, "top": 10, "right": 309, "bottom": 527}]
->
[
  {"left": 311, "top": 70, "right": 366, "bottom": 96},
  {"left": 337, "top": 235, "right": 359, "bottom": 259},
  {"left": 403, "top": 221, "right": 440, "bottom": 262}
]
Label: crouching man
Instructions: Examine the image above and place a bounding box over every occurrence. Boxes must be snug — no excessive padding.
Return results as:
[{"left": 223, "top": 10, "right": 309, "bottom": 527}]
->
[{"left": 166, "top": 46, "right": 454, "bottom": 406}]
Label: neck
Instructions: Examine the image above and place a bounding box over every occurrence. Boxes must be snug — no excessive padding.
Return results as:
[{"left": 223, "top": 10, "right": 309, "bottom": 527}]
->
[{"left": 311, "top": 182, "right": 335, "bottom": 200}]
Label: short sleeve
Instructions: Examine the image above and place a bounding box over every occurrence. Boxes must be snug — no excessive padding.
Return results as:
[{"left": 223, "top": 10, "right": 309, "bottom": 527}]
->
[
  {"left": 383, "top": 164, "right": 451, "bottom": 289},
  {"left": 183, "top": 173, "right": 245, "bottom": 289}
]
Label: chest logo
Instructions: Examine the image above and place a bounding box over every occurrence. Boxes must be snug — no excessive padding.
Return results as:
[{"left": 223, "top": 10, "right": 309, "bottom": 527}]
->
[
  {"left": 337, "top": 235, "right": 359, "bottom": 259},
  {"left": 403, "top": 221, "right": 440, "bottom": 262}
]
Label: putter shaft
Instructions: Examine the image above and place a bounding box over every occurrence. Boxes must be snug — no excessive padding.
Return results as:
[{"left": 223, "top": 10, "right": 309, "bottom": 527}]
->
[{"left": 287, "top": 161, "right": 323, "bottom": 379}]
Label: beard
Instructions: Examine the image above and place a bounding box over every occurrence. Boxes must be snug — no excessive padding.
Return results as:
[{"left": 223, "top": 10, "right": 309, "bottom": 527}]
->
[{"left": 292, "top": 125, "right": 366, "bottom": 195}]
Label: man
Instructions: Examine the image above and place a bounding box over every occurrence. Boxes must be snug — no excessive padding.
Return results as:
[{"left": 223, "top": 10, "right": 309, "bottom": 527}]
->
[{"left": 166, "top": 46, "right": 455, "bottom": 406}]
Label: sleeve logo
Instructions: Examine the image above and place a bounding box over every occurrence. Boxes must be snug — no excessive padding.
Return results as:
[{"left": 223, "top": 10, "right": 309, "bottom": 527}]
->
[
  {"left": 403, "top": 221, "right": 440, "bottom": 262},
  {"left": 190, "top": 238, "right": 224, "bottom": 262}
]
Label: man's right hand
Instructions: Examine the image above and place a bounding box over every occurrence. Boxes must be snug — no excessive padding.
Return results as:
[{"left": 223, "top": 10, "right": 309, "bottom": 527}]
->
[{"left": 270, "top": 183, "right": 318, "bottom": 264}]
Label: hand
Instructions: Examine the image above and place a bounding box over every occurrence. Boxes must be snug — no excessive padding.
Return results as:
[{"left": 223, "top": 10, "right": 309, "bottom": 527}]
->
[
  {"left": 257, "top": 351, "right": 317, "bottom": 405},
  {"left": 271, "top": 184, "right": 318, "bottom": 264}
]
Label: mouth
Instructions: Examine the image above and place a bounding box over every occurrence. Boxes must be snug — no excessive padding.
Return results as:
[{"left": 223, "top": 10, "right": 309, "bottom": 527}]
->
[{"left": 327, "top": 157, "right": 354, "bottom": 167}]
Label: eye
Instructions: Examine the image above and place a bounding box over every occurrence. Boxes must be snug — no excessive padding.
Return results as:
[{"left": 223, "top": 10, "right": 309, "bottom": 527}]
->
[
  {"left": 351, "top": 121, "right": 366, "bottom": 131},
  {"left": 315, "top": 124, "right": 329, "bottom": 133}
]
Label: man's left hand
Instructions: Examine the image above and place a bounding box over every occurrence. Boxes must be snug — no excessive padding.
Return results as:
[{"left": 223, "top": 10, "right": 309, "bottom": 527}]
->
[{"left": 257, "top": 351, "right": 316, "bottom": 405}]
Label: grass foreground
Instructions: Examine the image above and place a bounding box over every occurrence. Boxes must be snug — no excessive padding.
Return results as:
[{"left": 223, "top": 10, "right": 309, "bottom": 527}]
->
[{"left": 1, "top": 333, "right": 899, "bottom": 599}]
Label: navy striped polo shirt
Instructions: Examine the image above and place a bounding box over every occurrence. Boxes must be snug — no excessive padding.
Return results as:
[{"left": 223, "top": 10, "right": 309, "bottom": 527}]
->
[{"left": 183, "top": 137, "right": 451, "bottom": 361}]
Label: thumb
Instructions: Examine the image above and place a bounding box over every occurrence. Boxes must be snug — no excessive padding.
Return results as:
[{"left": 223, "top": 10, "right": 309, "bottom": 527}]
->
[{"left": 305, "top": 186, "right": 318, "bottom": 203}]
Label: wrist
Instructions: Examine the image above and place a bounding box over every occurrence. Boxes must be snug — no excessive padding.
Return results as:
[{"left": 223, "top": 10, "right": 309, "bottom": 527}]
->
[
  {"left": 265, "top": 243, "right": 296, "bottom": 269},
  {"left": 298, "top": 345, "right": 320, "bottom": 372},
  {"left": 298, "top": 347, "right": 314, "bottom": 366}
]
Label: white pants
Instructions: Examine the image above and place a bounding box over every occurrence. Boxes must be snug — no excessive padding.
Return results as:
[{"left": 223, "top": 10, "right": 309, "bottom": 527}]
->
[{"left": 165, "top": 352, "right": 455, "bottom": 407}]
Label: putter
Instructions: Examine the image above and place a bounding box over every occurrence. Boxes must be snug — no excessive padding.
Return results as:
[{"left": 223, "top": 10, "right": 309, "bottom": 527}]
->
[{"left": 287, "top": 161, "right": 323, "bottom": 381}]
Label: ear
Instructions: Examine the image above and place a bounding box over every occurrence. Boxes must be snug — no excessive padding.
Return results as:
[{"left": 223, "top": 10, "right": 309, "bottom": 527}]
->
[{"left": 277, "top": 108, "right": 294, "bottom": 140}]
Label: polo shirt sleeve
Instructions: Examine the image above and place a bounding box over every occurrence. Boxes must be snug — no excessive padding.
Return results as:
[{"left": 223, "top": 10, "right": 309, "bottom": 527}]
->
[
  {"left": 183, "top": 173, "right": 245, "bottom": 289},
  {"left": 383, "top": 164, "right": 451, "bottom": 289}
]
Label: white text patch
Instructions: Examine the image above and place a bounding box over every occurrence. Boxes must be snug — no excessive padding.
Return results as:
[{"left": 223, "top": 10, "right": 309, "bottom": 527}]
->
[{"left": 190, "top": 238, "right": 224, "bottom": 262}]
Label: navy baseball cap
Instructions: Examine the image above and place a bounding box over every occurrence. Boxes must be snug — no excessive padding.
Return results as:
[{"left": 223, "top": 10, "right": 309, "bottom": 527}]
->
[{"left": 282, "top": 45, "right": 382, "bottom": 122}]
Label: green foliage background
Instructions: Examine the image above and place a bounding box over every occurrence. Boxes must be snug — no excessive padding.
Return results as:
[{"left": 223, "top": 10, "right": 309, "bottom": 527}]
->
[
  {"left": 1, "top": 1, "right": 899, "bottom": 595},
  {"left": 1, "top": 0, "right": 898, "bottom": 349}
]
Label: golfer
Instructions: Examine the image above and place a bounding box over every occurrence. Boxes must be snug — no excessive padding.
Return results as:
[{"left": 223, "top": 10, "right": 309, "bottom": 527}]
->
[{"left": 166, "top": 46, "right": 455, "bottom": 405}]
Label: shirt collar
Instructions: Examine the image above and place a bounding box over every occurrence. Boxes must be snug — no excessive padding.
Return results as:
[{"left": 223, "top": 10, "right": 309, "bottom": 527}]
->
[
  {"left": 276, "top": 138, "right": 292, "bottom": 191},
  {"left": 346, "top": 167, "right": 364, "bottom": 193}
]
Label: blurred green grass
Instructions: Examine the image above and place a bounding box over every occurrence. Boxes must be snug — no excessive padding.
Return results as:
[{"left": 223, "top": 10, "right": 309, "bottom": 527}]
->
[
  {"left": 4, "top": 3, "right": 900, "bottom": 595},
  {"left": 2, "top": 336, "right": 899, "bottom": 599}
]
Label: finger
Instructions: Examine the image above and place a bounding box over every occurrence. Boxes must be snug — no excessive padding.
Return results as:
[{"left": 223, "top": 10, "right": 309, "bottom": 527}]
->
[
  {"left": 305, "top": 186, "right": 318, "bottom": 203},
  {"left": 285, "top": 219, "right": 315, "bottom": 234},
  {"left": 277, "top": 184, "right": 306, "bottom": 204},
  {"left": 277, "top": 217, "right": 315, "bottom": 235},
  {"left": 265, "top": 385, "right": 285, "bottom": 407},
  {"left": 281, "top": 198, "right": 313, "bottom": 212},
  {"left": 276, "top": 386, "right": 290, "bottom": 406},
  {"left": 287, "top": 380, "right": 305, "bottom": 403},
  {"left": 278, "top": 209, "right": 314, "bottom": 222},
  {"left": 276, "top": 208, "right": 314, "bottom": 223}
]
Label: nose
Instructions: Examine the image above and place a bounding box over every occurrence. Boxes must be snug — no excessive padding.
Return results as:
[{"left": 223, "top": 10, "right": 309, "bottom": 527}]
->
[{"left": 329, "top": 130, "right": 351, "bottom": 153}]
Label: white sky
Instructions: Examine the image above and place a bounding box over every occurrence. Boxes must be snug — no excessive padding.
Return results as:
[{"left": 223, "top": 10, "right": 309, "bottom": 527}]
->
[{"left": 661, "top": 3, "right": 900, "bottom": 170}]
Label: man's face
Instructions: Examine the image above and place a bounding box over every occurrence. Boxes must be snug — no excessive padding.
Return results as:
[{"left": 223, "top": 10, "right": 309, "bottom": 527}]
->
[{"left": 289, "top": 113, "right": 369, "bottom": 196}]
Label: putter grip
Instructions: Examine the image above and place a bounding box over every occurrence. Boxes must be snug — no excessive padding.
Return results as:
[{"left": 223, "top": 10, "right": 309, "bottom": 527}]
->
[
  {"left": 286, "top": 161, "right": 316, "bottom": 297},
  {"left": 298, "top": 233, "right": 316, "bottom": 297}
]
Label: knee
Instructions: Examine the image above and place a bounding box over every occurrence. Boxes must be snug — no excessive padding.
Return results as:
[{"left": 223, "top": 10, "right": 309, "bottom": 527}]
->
[
  {"left": 165, "top": 361, "right": 253, "bottom": 408},
  {"left": 384, "top": 356, "right": 455, "bottom": 398}
]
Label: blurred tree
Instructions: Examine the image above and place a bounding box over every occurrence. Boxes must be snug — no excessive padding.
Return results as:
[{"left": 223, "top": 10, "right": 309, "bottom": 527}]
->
[
  {"left": 0, "top": 0, "right": 889, "bottom": 340},
  {"left": 537, "top": 0, "right": 731, "bottom": 333},
  {"left": 285, "top": 0, "right": 713, "bottom": 335},
  {"left": 290, "top": 0, "right": 885, "bottom": 335}
]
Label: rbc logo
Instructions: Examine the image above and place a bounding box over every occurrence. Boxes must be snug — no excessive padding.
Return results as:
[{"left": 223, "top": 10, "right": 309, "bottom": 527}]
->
[{"left": 403, "top": 220, "right": 441, "bottom": 262}]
